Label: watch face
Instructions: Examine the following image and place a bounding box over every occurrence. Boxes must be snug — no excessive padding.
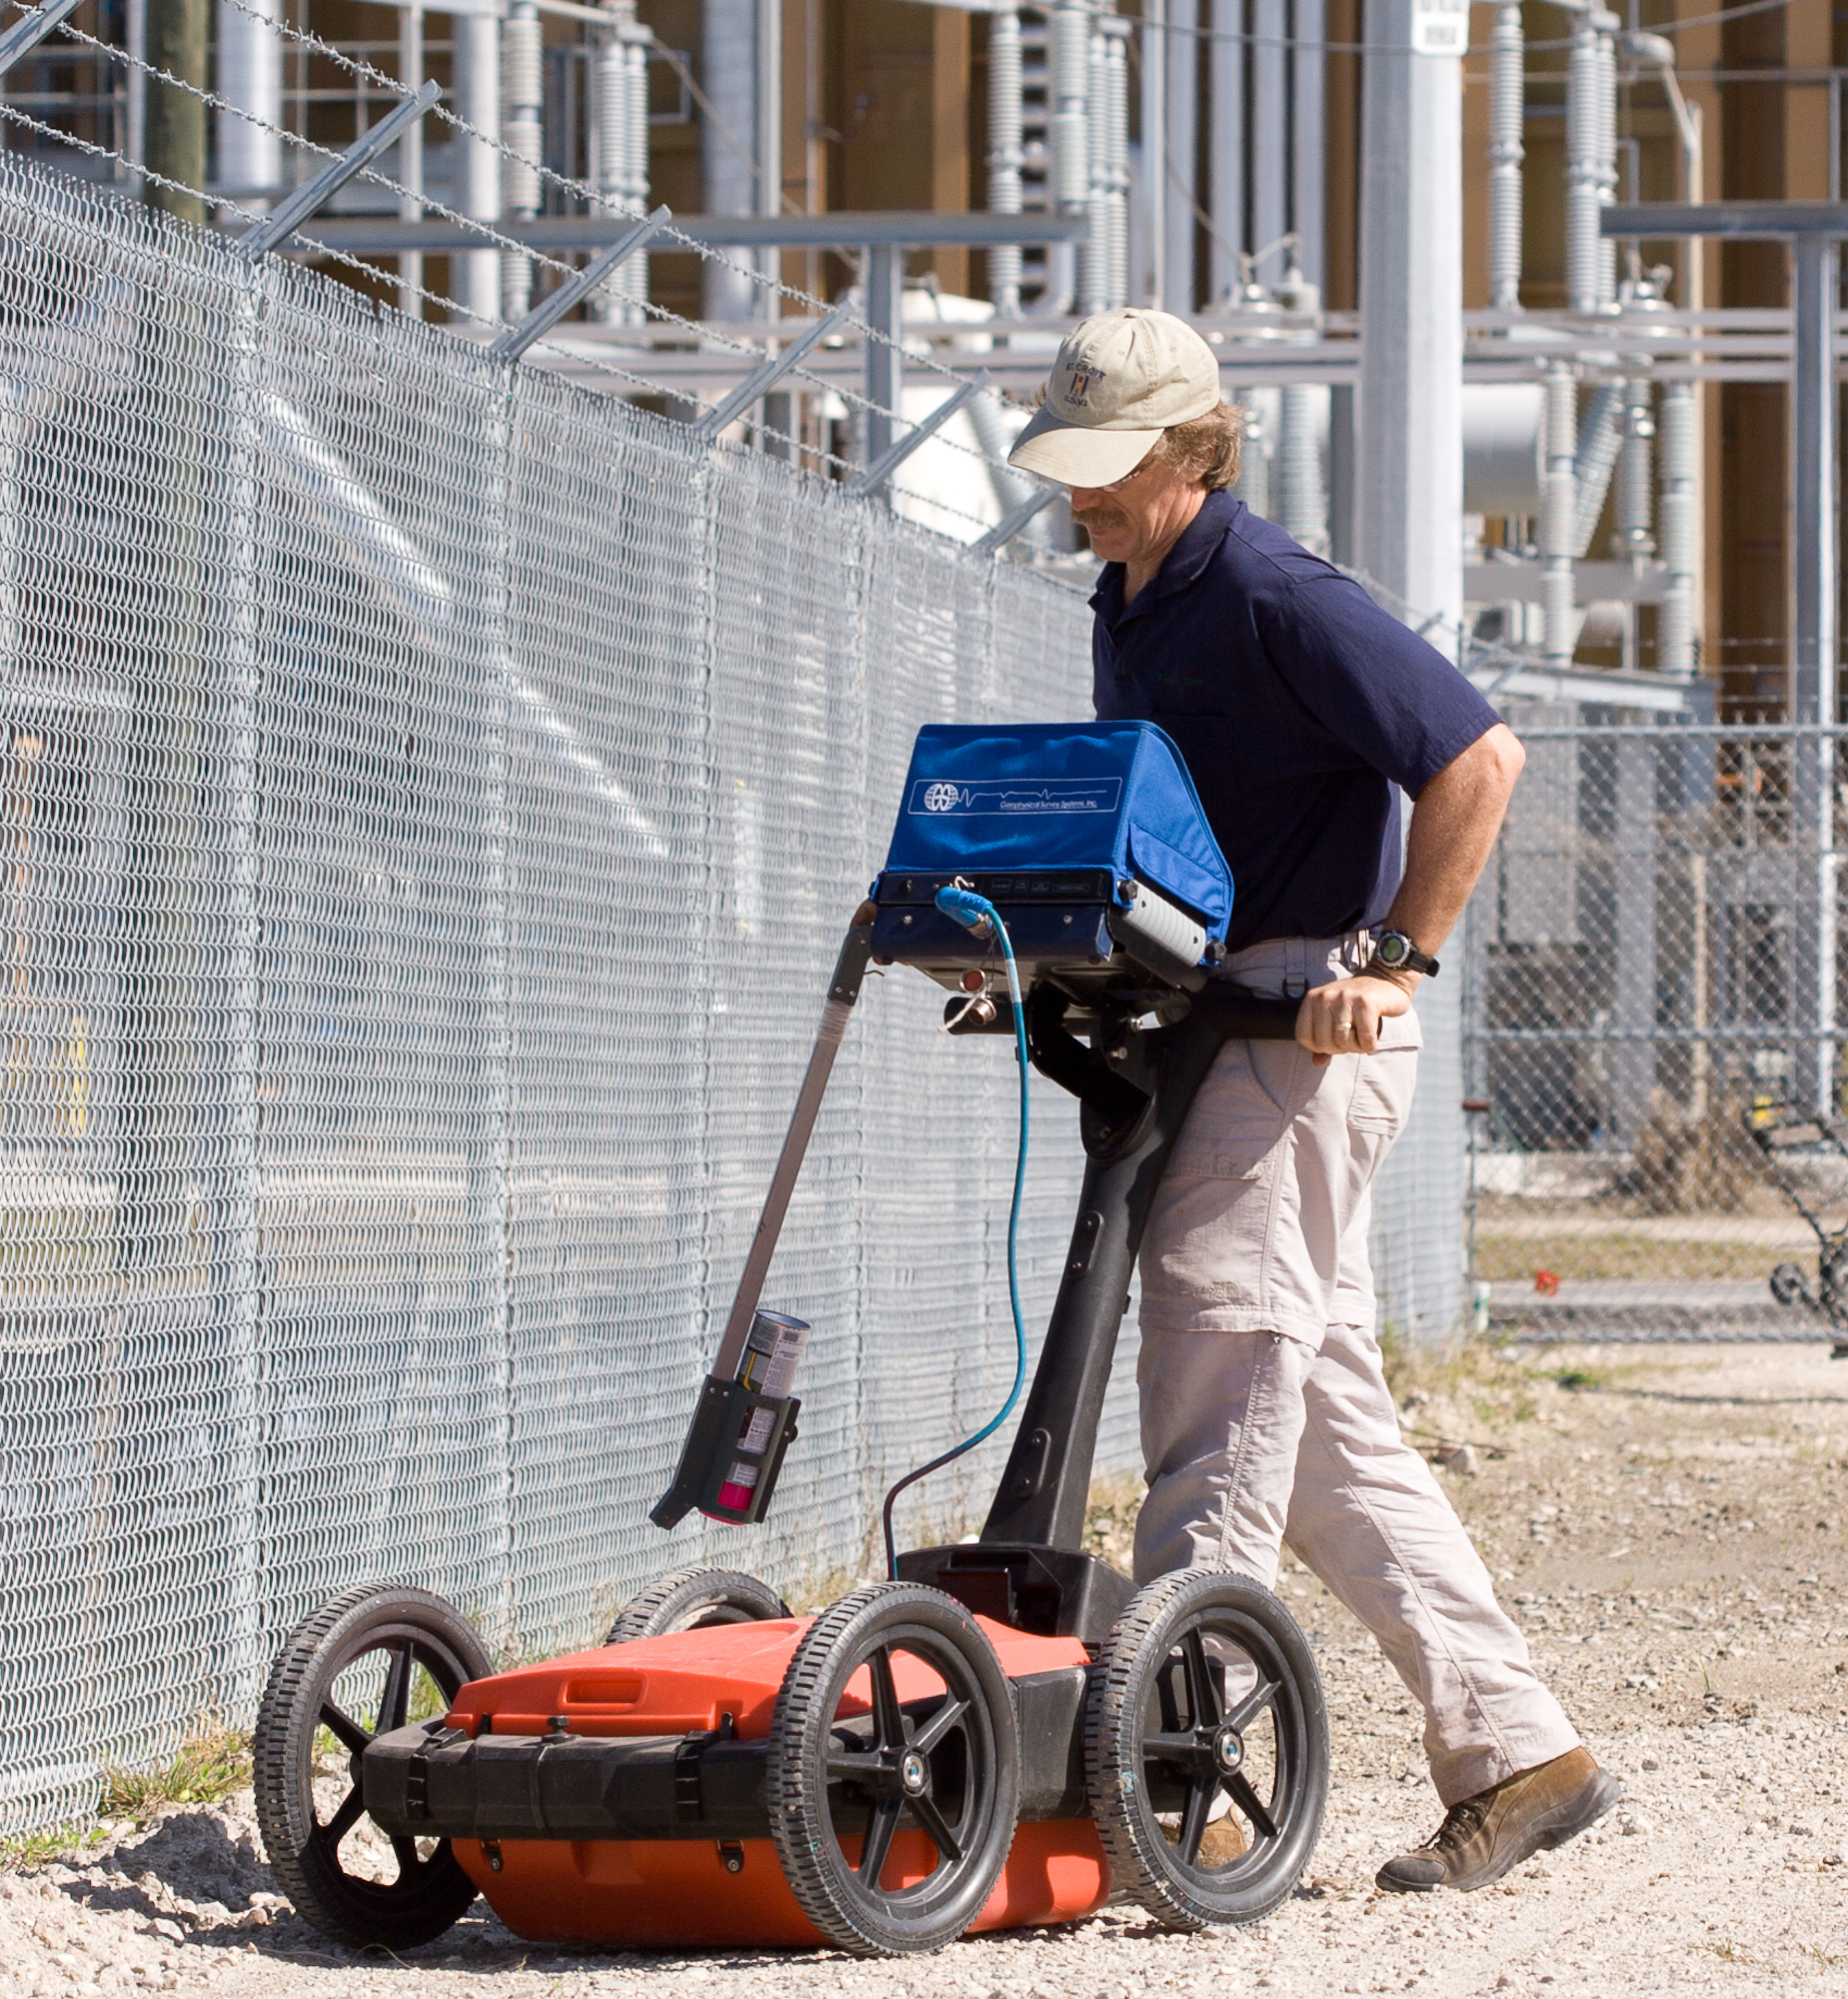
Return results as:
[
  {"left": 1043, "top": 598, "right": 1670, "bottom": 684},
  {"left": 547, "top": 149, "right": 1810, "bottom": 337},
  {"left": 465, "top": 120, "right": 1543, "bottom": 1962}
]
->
[{"left": 1377, "top": 933, "right": 1408, "bottom": 966}]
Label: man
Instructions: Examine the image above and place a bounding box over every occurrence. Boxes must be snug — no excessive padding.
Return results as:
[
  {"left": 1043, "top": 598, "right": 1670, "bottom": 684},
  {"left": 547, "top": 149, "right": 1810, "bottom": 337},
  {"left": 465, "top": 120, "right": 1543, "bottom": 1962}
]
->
[{"left": 1008, "top": 309, "right": 1619, "bottom": 1894}]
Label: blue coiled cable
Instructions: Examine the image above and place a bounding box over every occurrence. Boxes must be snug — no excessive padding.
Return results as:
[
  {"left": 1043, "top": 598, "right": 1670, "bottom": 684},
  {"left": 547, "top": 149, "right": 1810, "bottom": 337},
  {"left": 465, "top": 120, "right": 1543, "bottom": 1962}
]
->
[{"left": 880, "top": 885, "right": 1031, "bottom": 1579}]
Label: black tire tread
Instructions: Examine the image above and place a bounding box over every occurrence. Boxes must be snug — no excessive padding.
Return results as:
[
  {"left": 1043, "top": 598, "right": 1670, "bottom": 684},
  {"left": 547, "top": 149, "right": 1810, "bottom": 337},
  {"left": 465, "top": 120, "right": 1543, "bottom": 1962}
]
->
[
  {"left": 604, "top": 1566, "right": 791, "bottom": 1644},
  {"left": 1084, "top": 1568, "right": 1328, "bottom": 1931},
  {"left": 253, "top": 1582, "right": 491, "bottom": 1952},
  {"left": 766, "top": 1582, "right": 1019, "bottom": 1956}
]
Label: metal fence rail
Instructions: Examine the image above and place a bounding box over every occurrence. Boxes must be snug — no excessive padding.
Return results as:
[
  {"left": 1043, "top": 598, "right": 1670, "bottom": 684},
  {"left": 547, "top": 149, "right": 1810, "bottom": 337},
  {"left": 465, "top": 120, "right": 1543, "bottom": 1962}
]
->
[
  {"left": 1463, "top": 711, "right": 1848, "bottom": 1348},
  {"left": 0, "top": 149, "right": 1467, "bottom": 1836}
]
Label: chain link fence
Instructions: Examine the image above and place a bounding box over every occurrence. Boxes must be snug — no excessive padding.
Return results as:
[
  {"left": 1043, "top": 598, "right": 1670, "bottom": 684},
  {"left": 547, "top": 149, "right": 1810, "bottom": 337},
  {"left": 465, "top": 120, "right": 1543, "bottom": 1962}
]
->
[
  {"left": 0, "top": 149, "right": 1464, "bottom": 1837},
  {"left": 1463, "top": 708, "right": 1848, "bottom": 1350}
]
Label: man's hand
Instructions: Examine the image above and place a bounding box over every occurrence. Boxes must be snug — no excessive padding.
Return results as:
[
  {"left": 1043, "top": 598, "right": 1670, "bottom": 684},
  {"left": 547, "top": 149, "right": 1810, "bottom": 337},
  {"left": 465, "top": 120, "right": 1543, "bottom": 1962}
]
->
[{"left": 1295, "top": 972, "right": 1415, "bottom": 1065}]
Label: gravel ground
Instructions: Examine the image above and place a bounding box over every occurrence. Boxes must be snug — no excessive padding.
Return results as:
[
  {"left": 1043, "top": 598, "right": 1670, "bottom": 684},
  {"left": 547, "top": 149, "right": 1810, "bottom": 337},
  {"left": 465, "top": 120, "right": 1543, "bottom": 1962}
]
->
[{"left": 7, "top": 1338, "right": 1848, "bottom": 1998}]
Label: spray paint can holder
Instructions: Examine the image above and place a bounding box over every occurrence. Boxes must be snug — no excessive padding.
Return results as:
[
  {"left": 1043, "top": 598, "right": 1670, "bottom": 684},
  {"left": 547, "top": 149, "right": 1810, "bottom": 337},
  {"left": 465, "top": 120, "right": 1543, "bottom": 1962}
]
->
[{"left": 650, "top": 1310, "right": 809, "bottom": 1528}]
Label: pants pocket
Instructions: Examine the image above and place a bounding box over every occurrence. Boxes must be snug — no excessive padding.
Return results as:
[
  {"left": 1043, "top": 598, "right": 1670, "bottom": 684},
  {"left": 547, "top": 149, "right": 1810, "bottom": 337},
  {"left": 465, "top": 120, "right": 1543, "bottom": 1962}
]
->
[{"left": 1348, "top": 1046, "right": 1419, "bottom": 1138}]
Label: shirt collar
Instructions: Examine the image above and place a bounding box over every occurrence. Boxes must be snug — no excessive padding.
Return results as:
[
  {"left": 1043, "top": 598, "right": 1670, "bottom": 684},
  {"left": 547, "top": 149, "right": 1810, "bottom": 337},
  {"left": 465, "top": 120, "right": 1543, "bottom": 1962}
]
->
[{"left": 1088, "top": 489, "right": 1241, "bottom": 630}]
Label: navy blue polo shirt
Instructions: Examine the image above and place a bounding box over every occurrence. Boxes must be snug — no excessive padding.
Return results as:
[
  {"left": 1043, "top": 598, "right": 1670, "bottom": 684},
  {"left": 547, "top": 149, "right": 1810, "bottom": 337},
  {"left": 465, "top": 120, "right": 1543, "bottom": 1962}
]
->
[{"left": 1091, "top": 490, "right": 1500, "bottom": 953}]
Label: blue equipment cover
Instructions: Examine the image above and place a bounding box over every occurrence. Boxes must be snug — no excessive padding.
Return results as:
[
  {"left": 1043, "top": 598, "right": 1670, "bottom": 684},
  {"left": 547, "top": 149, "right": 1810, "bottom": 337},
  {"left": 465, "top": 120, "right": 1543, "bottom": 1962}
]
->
[{"left": 883, "top": 722, "right": 1233, "bottom": 940}]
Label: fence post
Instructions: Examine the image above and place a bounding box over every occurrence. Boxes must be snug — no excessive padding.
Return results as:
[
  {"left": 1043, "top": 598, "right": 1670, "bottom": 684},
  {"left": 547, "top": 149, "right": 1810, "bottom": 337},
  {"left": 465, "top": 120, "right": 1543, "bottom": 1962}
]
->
[{"left": 1611, "top": 734, "right": 1658, "bottom": 1147}]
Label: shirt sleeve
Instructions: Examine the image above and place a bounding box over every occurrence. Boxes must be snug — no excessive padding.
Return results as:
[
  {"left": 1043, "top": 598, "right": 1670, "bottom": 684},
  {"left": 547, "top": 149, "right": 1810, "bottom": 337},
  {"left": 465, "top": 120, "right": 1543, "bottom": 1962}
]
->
[{"left": 1251, "top": 571, "right": 1503, "bottom": 794}]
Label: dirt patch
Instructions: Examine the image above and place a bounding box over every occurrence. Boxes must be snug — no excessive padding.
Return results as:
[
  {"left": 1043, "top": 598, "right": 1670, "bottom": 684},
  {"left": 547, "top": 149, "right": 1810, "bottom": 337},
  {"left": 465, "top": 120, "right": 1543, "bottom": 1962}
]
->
[{"left": 7, "top": 1341, "right": 1848, "bottom": 1997}]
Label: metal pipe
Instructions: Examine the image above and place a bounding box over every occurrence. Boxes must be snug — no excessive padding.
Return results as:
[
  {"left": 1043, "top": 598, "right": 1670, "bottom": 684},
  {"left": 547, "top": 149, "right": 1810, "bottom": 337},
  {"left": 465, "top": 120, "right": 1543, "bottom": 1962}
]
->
[
  {"left": 1595, "top": 13, "right": 1619, "bottom": 307},
  {"left": 242, "top": 82, "right": 441, "bottom": 260},
  {"left": 123, "top": 0, "right": 145, "bottom": 181},
  {"left": 1163, "top": 0, "right": 1196, "bottom": 310},
  {"left": 1656, "top": 380, "right": 1696, "bottom": 674},
  {"left": 593, "top": 2, "right": 650, "bottom": 321},
  {"left": 987, "top": 9, "right": 1023, "bottom": 314},
  {"left": 1565, "top": 9, "right": 1601, "bottom": 311},
  {"left": 501, "top": 0, "right": 544, "bottom": 322},
  {"left": 1141, "top": 0, "right": 1166, "bottom": 306},
  {"left": 972, "top": 483, "right": 1058, "bottom": 557},
  {"left": 493, "top": 206, "right": 667, "bottom": 361},
  {"left": 1292, "top": 0, "right": 1325, "bottom": 291},
  {"left": 701, "top": 0, "right": 758, "bottom": 322},
  {"left": 757, "top": 0, "right": 782, "bottom": 313},
  {"left": 451, "top": 8, "right": 502, "bottom": 324},
  {"left": 863, "top": 243, "right": 903, "bottom": 465},
  {"left": 849, "top": 375, "right": 988, "bottom": 498},
  {"left": 1541, "top": 364, "right": 1579, "bottom": 661},
  {"left": 1277, "top": 264, "right": 1327, "bottom": 552},
  {"left": 1251, "top": 0, "right": 1287, "bottom": 285},
  {"left": 398, "top": 2, "right": 423, "bottom": 316},
  {"left": 1487, "top": 0, "right": 1524, "bottom": 310},
  {"left": 216, "top": 0, "right": 280, "bottom": 210},
  {"left": 1207, "top": 0, "right": 1243, "bottom": 300}
]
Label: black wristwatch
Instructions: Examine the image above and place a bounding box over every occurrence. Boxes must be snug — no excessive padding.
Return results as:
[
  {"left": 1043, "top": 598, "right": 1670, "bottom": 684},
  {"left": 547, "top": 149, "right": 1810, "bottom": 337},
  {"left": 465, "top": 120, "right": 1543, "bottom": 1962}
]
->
[{"left": 1366, "top": 929, "right": 1439, "bottom": 979}]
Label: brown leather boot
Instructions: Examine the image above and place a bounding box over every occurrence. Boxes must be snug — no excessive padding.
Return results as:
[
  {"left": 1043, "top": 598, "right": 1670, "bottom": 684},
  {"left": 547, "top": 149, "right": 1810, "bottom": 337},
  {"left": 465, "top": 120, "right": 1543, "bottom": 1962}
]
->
[{"left": 1375, "top": 1747, "right": 1620, "bottom": 1893}]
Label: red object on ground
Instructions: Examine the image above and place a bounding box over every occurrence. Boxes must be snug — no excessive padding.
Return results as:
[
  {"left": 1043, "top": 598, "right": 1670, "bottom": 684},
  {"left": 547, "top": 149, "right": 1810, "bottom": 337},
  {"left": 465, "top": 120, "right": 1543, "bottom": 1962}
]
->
[
  {"left": 1533, "top": 1268, "right": 1561, "bottom": 1296},
  {"left": 443, "top": 1617, "right": 1110, "bottom": 1947}
]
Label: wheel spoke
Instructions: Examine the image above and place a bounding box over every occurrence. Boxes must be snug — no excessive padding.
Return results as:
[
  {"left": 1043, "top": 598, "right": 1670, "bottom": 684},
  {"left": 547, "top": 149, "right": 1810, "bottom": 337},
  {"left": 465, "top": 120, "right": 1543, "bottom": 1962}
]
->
[
  {"left": 377, "top": 1643, "right": 415, "bottom": 1736},
  {"left": 1175, "top": 1772, "right": 1219, "bottom": 1866},
  {"left": 826, "top": 1749, "right": 886, "bottom": 1784},
  {"left": 908, "top": 1694, "right": 968, "bottom": 1759},
  {"left": 858, "top": 1796, "right": 901, "bottom": 1883},
  {"left": 1229, "top": 1770, "right": 1280, "bottom": 1843},
  {"left": 319, "top": 1698, "right": 371, "bottom": 1755},
  {"left": 1225, "top": 1677, "right": 1280, "bottom": 1734},
  {"left": 1143, "top": 1730, "right": 1216, "bottom": 1765},
  {"left": 391, "top": 1835, "right": 423, "bottom": 1878},
  {"left": 319, "top": 1784, "right": 365, "bottom": 1850},
  {"left": 867, "top": 1645, "right": 907, "bottom": 1753},
  {"left": 913, "top": 1793, "right": 963, "bottom": 1865},
  {"left": 1181, "top": 1630, "right": 1222, "bottom": 1729}
]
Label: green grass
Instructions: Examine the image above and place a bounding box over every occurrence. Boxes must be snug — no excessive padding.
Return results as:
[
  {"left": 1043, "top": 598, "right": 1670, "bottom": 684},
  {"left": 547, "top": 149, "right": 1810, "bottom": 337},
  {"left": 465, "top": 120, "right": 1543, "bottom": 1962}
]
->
[
  {"left": 99, "top": 1722, "right": 251, "bottom": 1821},
  {"left": 1475, "top": 1231, "right": 1786, "bottom": 1283}
]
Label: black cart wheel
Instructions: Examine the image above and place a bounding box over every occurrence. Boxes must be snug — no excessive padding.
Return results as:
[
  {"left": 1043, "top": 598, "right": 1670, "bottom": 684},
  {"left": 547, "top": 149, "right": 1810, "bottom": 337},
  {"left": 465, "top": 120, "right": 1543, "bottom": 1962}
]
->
[
  {"left": 604, "top": 1565, "right": 791, "bottom": 1643},
  {"left": 766, "top": 1582, "right": 1020, "bottom": 1955},
  {"left": 1085, "top": 1568, "right": 1328, "bottom": 1930},
  {"left": 253, "top": 1582, "right": 492, "bottom": 1951}
]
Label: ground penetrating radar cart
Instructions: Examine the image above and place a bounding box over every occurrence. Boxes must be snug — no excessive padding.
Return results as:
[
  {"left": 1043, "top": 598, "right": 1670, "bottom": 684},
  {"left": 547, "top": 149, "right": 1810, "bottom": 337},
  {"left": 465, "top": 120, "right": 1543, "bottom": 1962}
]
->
[{"left": 254, "top": 723, "right": 1331, "bottom": 1957}]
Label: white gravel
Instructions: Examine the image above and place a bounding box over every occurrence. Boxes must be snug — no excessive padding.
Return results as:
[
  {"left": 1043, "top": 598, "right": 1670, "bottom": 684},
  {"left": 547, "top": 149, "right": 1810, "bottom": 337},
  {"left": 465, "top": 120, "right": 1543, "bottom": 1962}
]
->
[{"left": 7, "top": 1340, "right": 1848, "bottom": 1998}]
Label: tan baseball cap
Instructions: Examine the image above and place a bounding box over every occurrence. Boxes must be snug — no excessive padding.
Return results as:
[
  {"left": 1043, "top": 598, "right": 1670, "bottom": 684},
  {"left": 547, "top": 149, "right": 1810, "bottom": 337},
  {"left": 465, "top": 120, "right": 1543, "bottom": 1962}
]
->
[{"left": 1007, "top": 308, "right": 1222, "bottom": 488}]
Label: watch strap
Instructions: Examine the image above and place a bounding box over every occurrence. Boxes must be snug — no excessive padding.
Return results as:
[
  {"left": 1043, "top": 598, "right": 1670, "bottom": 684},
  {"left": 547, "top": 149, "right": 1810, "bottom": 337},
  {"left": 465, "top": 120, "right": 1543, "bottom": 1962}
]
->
[{"left": 1366, "top": 932, "right": 1440, "bottom": 979}]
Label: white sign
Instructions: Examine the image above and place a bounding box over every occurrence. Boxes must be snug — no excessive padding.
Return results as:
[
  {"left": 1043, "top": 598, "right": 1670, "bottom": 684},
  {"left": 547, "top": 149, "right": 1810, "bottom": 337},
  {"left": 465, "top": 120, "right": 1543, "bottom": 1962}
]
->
[{"left": 1412, "top": 0, "right": 1469, "bottom": 56}]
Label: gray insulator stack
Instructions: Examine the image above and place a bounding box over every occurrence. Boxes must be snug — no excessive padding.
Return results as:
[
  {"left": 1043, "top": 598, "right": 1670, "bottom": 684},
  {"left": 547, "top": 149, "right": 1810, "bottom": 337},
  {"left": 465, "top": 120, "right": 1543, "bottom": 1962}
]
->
[
  {"left": 1542, "top": 367, "right": 1579, "bottom": 661},
  {"left": 987, "top": 9, "right": 1023, "bottom": 315},
  {"left": 1277, "top": 384, "right": 1327, "bottom": 554},
  {"left": 1656, "top": 381, "right": 1696, "bottom": 674},
  {"left": 501, "top": 0, "right": 544, "bottom": 322},
  {"left": 1050, "top": 3, "right": 1091, "bottom": 214},
  {"left": 593, "top": 11, "right": 651, "bottom": 321},
  {"left": 1081, "top": 23, "right": 1108, "bottom": 311},
  {"left": 1487, "top": 1, "right": 1524, "bottom": 310},
  {"left": 1617, "top": 378, "right": 1655, "bottom": 562},
  {"left": 1099, "top": 16, "right": 1130, "bottom": 308},
  {"left": 1565, "top": 8, "right": 1619, "bottom": 313},
  {"left": 1233, "top": 391, "right": 1270, "bottom": 520}
]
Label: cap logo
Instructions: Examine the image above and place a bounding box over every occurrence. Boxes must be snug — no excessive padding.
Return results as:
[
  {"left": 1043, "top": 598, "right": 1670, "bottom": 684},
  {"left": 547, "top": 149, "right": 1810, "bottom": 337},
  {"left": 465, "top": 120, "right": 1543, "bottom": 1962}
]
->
[{"left": 1063, "top": 362, "right": 1103, "bottom": 408}]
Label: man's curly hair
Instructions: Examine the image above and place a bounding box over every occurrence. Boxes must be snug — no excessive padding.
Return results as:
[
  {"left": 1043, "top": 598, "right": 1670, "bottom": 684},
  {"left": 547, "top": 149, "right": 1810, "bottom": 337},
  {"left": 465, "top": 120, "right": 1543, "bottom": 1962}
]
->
[{"left": 1155, "top": 402, "right": 1244, "bottom": 491}]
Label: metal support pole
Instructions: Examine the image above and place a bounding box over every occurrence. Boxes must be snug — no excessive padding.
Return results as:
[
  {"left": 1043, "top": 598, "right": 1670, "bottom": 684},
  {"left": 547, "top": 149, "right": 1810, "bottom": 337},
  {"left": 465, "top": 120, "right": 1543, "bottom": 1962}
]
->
[
  {"left": 702, "top": 0, "right": 760, "bottom": 321},
  {"left": 697, "top": 299, "right": 851, "bottom": 441},
  {"left": 502, "top": 0, "right": 543, "bottom": 321},
  {"left": 1050, "top": 1, "right": 1089, "bottom": 314},
  {"left": 1141, "top": 0, "right": 1166, "bottom": 307},
  {"left": 1163, "top": 0, "right": 1196, "bottom": 311},
  {"left": 241, "top": 82, "right": 441, "bottom": 260},
  {"left": 122, "top": 0, "right": 145, "bottom": 182},
  {"left": 1793, "top": 233, "right": 1839, "bottom": 1115},
  {"left": 863, "top": 243, "right": 903, "bottom": 468},
  {"left": 491, "top": 206, "right": 668, "bottom": 362},
  {"left": 848, "top": 375, "right": 988, "bottom": 498},
  {"left": 1611, "top": 735, "right": 1658, "bottom": 1145},
  {"left": 1251, "top": 0, "right": 1287, "bottom": 282},
  {"left": 1292, "top": 0, "right": 1326, "bottom": 290},
  {"left": 1100, "top": 16, "right": 1130, "bottom": 308},
  {"left": 0, "top": 0, "right": 80, "bottom": 81},
  {"left": 216, "top": 0, "right": 280, "bottom": 211},
  {"left": 1487, "top": 0, "right": 1524, "bottom": 309},
  {"left": 397, "top": 2, "right": 423, "bottom": 316},
  {"left": 972, "top": 483, "right": 1057, "bottom": 557},
  {"left": 1206, "top": 0, "right": 1243, "bottom": 301},
  {"left": 757, "top": 0, "right": 782, "bottom": 313},
  {"left": 452, "top": 7, "right": 502, "bottom": 324}
]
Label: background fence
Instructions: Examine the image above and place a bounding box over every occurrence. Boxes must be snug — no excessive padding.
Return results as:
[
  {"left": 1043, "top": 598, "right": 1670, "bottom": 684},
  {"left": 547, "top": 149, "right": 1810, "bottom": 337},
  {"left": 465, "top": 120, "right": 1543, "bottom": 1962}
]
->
[
  {"left": 0, "top": 147, "right": 1462, "bottom": 1837},
  {"left": 1462, "top": 710, "right": 1848, "bottom": 1349}
]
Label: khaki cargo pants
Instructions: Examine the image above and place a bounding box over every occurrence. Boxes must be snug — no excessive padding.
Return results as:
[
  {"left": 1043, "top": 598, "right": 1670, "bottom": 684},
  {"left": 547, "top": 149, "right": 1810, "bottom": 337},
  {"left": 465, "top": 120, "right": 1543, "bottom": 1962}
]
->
[{"left": 1133, "top": 934, "right": 1580, "bottom": 1805}]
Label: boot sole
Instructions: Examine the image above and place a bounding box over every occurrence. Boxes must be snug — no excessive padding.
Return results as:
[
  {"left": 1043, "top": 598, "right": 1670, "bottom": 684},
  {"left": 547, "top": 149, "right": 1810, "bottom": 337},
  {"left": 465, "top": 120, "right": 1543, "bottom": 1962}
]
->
[{"left": 1375, "top": 1770, "right": 1623, "bottom": 1896}]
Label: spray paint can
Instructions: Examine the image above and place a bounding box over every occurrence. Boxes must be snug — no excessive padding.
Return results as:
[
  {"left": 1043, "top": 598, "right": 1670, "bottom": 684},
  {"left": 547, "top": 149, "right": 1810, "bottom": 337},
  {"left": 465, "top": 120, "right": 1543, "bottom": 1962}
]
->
[{"left": 716, "top": 1309, "right": 810, "bottom": 1514}]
